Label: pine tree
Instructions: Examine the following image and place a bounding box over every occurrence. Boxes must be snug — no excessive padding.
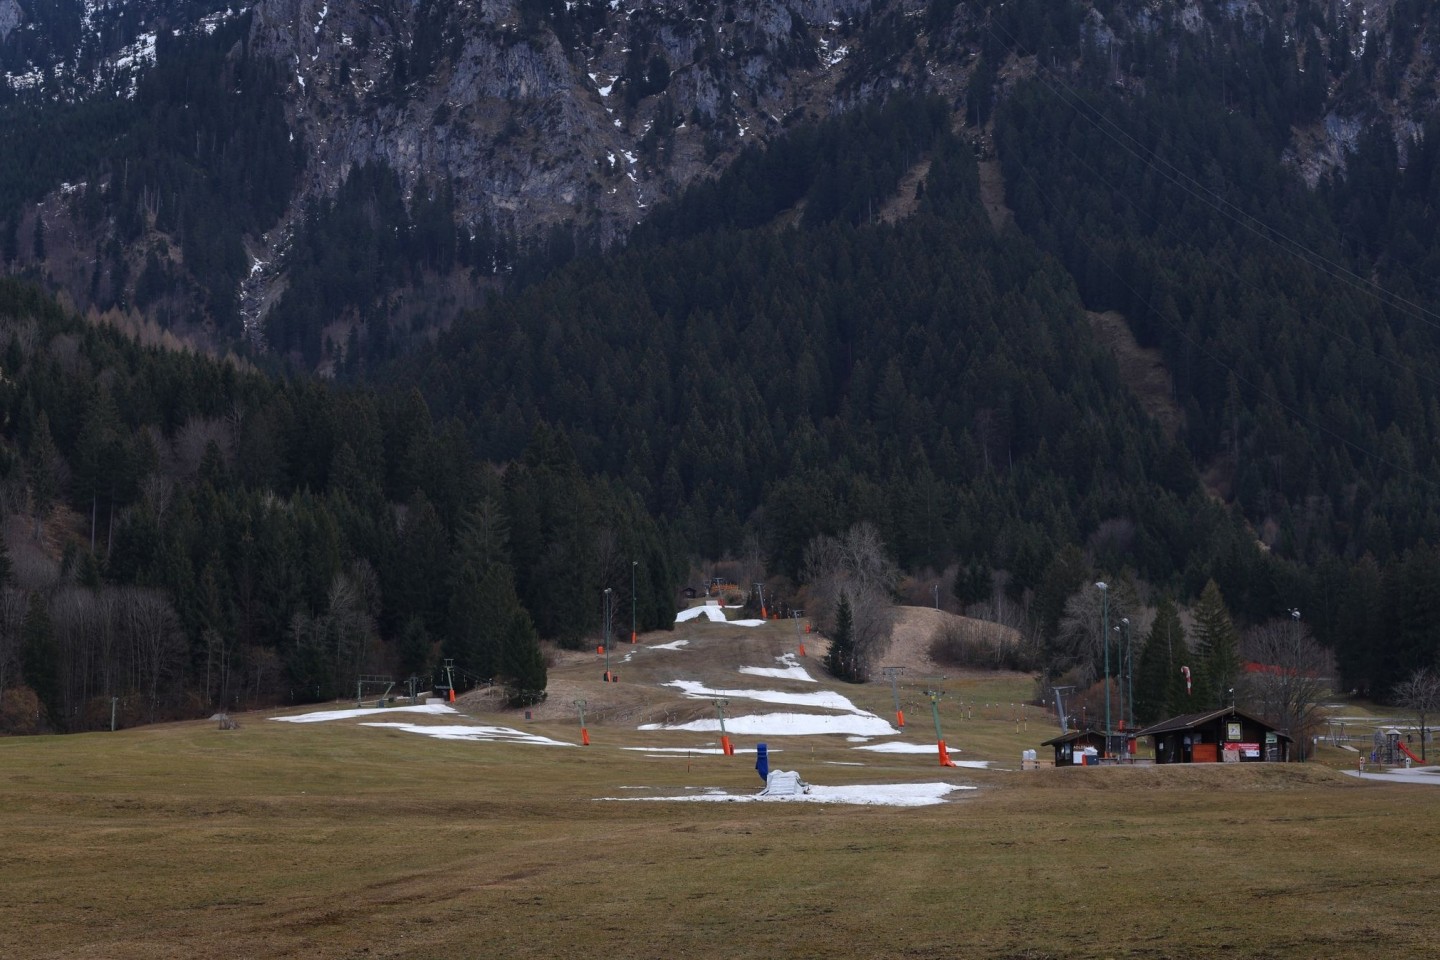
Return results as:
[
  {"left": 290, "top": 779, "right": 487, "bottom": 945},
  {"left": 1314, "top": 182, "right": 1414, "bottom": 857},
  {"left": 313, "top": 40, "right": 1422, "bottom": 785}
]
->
[
  {"left": 826, "top": 591, "right": 859, "bottom": 683},
  {"left": 0, "top": 532, "right": 12, "bottom": 588},
  {"left": 1192, "top": 579, "right": 1241, "bottom": 709},
  {"left": 1133, "top": 596, "right": 1188, "bottom": 724},
  {"left": 501, "top": 609, "right": 547, "bottom": 707},
  {"left": 27, "top": 412, "right": 60, "bottom": 542},
  {"left": 396, "top": 616, "right": 432, "bottom": 679}
]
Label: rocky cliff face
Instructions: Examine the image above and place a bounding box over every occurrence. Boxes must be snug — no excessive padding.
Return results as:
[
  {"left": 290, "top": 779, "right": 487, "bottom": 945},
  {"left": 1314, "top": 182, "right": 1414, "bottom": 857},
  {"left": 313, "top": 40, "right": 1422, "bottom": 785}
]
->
[
  {"left": 247, "top": 0, "right": 873, "bottom": 242},
  {"left": 5, "top": 0, "right": 1439, "bottom": 348}
]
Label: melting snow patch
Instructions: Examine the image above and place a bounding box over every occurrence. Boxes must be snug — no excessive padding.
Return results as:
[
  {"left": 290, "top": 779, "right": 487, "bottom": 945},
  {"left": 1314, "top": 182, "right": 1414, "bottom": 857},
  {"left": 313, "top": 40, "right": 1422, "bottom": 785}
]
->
[
  {"left": 272, "top": 703, "right": 457, "bottom": 723},
  {"left": 676, "top": 606, "right": 728, "bottom": 623},
  {"left": 363, "top": 723, "right": 574, "bottom": 746},
  {"left": 600, "top": 782, "right": 972, "bottom": 807},
  {"left": 640, "top": 712, "right": 897, "bottom": 737},
  {"left": 662, "top": 680, "right": 865, "bottom": 713},
  {"left": 739, "top": 653, "right": 814, "bottom": 682},
  {"left": 622, "top": 746, "right": 765, "bottom": 755},
  {"left": 729, "top": 618, "right": 767, "bottom": 627},
  {"left": 650, "top": 638, "right": 690, "bottom": 651},
  {"left": 854, "top": 742, "right": 991, "bottom": 768}
]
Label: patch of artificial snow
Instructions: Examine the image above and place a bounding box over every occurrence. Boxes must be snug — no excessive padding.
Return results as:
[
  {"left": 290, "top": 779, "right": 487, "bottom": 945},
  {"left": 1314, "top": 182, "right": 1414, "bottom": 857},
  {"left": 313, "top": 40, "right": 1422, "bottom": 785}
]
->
[
  {"left": 621, "top": 746, "right": 768, "bottom": 755},
  {"left": 649, "top": 639, "right": 690, "bottom": 651},
  {"left": 662, "top": 680, "right": 866, "bottom": 713},
  {"left": 676, "top": 606, "right": 728, "bottom": 623},
  {"left": 853, "top": 742, "right": 991, "bottom": 768},
  {"left": 739, "top": 653, "right": 814, "bottom": 682},
  {"left": 272, "top": 703, "right": 457, "bottom": 723},
  {"left": 728, "top": 619, "right": 767, "bottom": 627},
  {"left": 361, "top": 723, "right": 573, "bottom": 746},
  {"left": 640, "top": 712, "right": 897, "bottom": 737},
  {"left": 600, "top": 781, "right": 973, "bottom": 807}
]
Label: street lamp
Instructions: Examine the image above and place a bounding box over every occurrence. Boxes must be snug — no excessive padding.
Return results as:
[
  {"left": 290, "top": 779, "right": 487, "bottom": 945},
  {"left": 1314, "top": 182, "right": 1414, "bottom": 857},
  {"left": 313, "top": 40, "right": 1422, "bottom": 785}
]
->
[
  {"left": 603, "top": 588, "right": 614, "bottom": 682},
  {"left": 1121, "top": 616, "right": 1132, "bottom": 734},
  {"left": 631, "top": 560, "right": 638, "bottom": 643},
  {"left": 1290, "top": 608, "right": 1301, "bottom": 761},
  {"left": 1096, "top": 581, "right": 1111, "bottom": 756}
]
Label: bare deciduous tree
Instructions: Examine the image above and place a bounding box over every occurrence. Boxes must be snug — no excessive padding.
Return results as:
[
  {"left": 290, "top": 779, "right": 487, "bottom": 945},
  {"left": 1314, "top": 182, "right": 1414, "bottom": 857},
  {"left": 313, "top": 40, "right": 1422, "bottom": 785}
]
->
[
  {"left": 1241, "top": 618, "right": 1335, "bottom": 760},
  {"left": 123, "top": 587, "right": 184, "bottom": 723},
  {"left": 1393, "top": 668, "right": 1440, "bottom": 763},
  {"left": 802, "top": 523, "right": 898, "bottom": 681},
  {"left": 172, "top": 416, "right": 233, "bottom": 481},
  {"left": 1052, "top": 580, "right": 1139, "bottom": 686}
]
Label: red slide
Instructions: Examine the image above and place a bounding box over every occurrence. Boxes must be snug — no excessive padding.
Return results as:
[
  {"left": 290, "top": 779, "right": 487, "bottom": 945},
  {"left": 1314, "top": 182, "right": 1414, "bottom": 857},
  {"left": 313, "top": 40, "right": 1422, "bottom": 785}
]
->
[{"left": 1397, "top": 740, "right": 1424, "bottom": 764}]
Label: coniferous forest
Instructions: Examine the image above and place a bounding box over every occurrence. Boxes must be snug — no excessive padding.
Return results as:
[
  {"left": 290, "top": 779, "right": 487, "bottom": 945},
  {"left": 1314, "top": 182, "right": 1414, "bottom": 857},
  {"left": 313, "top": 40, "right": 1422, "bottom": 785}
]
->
[{"left": 4, "top": 0, "right": 1440, "bottom": 732}]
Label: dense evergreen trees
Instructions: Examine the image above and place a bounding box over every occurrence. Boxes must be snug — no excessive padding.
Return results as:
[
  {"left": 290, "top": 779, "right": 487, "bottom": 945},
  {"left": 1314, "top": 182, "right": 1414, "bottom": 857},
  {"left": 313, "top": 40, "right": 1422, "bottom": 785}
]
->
[{"left": 0, "top": 279, "right": 674, "bottom": 731}]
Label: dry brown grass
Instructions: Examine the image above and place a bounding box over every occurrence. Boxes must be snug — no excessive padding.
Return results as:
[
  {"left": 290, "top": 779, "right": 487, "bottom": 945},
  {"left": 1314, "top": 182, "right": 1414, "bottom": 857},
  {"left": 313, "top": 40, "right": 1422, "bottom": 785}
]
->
[{"left": 4, "top": 615, "right": 1438, "bottom": 959}]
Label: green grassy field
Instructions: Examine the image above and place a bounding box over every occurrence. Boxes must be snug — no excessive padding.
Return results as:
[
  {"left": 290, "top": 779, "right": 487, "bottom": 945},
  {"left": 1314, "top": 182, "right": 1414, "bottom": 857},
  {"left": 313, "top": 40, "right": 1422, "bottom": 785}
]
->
[{"left": 4, "top": 617, "right": 1438, "bottom": 959}]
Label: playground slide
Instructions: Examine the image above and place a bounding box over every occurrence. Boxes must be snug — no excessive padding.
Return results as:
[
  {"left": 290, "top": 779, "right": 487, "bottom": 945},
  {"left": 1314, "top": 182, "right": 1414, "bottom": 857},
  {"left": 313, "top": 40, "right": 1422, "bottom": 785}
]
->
[{"left": 1396, "top": 740, "right": 1424, "bottom": 764}]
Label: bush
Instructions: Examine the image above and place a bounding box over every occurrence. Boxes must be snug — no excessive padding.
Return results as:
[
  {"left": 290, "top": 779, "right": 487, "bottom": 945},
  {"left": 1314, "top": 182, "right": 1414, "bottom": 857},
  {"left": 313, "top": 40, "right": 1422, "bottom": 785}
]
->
[
  {"left": 929, "top": 619, "right": 1034, "bottom": 672},
  {"left": 0, "top": 686, "right": 46, "bottom": 735}
]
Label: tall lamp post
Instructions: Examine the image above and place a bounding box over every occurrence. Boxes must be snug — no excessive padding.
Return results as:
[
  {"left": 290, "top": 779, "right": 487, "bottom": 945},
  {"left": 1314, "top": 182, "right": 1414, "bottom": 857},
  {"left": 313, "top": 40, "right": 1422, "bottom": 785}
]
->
[
  {"left": 603, "top": 588, "right": 614, "bottom": 682},
  {"left": 1290, "top": 607, "right": 1301, "bottom": 761},
  {"left": 1096, "top": 581, "right": 1111, "bottom": 757},
  {"left": 1119, "top": 616, "right": 1132, "bottom": 733},
  {"left": 631, "top": 560, "right": 638, "bottom": 643}
]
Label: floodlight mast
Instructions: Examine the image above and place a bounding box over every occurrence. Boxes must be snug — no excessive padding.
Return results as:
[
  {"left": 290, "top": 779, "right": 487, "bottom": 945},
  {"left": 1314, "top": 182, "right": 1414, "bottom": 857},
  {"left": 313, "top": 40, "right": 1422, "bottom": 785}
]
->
[
  {"left": 1096, "top": 581, "right": 1111, "bottom": 756},
  {"left": 603, "top": 588, "right": 614, "bottom": 682}
]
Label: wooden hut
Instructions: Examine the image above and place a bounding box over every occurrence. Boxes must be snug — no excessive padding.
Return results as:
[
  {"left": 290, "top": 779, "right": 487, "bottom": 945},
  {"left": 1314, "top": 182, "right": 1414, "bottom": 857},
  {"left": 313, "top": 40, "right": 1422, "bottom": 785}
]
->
[
  {"left": 1040, "top": 729, "right": 1109, "bottom": 766},
  {"left": 1132, "top": 707, "right": 1291, "bottom": 764}
]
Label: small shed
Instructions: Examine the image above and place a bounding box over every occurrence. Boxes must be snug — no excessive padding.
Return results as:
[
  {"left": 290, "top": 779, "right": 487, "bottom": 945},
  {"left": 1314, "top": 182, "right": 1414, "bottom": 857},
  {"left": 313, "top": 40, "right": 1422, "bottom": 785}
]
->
[
  {"left": 1132, "top": 706, "right": 1291, "bottom": 764},
  {"left": 1040, "top": 729, "right": 1108, "bottom": 766}
]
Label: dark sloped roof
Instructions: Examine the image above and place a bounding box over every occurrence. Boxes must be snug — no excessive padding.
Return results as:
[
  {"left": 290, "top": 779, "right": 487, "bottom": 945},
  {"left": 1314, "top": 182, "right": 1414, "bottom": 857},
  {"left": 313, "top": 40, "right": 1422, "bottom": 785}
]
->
[
  {"left": 1131, "top": 706, "right": 1292, "bottom": 741},
  {"left": 1040, "top": 729, "right": 1106, "bottom": 747}
]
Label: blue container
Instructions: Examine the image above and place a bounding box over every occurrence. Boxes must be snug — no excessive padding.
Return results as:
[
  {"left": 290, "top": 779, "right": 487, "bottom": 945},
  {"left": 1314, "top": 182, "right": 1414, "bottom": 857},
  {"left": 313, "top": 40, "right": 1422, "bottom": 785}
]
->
[{"left": 755, "top": 742, "right": 769, "bottom": 782}]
